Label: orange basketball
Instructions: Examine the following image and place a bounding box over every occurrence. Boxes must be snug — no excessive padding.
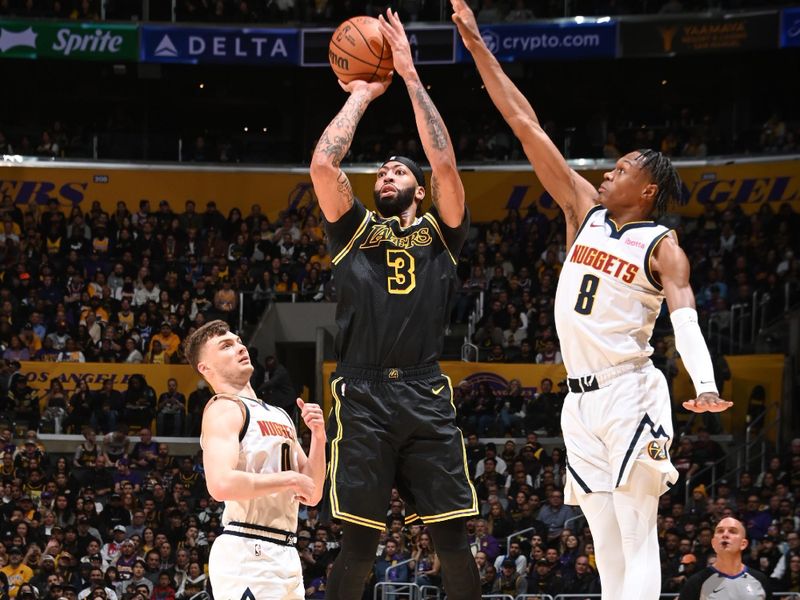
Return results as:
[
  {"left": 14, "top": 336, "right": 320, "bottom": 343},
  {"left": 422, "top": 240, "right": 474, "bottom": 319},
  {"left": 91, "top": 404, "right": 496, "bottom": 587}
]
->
[{"left": 328, "top": 16, "right": 393, "bottom": 84}]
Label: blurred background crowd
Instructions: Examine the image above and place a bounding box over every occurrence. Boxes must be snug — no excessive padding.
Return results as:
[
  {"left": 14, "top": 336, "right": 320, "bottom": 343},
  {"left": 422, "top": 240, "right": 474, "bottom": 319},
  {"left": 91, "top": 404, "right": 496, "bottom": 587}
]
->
[{"left": 0, "top": 420, "right": 796, "bottom": 599}]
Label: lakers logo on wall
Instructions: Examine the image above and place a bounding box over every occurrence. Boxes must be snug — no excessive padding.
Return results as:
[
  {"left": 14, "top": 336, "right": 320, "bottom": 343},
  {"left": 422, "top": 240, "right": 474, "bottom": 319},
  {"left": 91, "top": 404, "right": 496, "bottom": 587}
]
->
[{"left": 647, "top": 440, "right": 668, "bottom": 461}]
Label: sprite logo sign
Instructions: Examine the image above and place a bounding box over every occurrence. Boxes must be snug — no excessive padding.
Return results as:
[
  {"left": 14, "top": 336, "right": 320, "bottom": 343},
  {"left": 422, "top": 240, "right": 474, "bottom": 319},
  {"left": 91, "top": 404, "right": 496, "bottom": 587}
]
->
[{"left": 0, "top": 20, "right": 137, "bottom": 61}]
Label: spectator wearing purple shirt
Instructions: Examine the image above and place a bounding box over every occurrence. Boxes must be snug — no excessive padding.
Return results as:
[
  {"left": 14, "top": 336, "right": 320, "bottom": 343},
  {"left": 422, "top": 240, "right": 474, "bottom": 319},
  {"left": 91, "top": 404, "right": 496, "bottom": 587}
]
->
[
  {"left": 469, "top": 518, "right": 501, "bottom": 562},
  {"left": 129, "top": 428, "right": 158, "bottom": 472}
]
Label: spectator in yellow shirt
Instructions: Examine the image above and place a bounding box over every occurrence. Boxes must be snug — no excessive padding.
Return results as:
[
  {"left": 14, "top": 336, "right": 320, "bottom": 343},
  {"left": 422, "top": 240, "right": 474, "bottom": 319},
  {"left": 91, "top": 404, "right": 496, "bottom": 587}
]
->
[
  {"left": 19, "top": 324, "right": 42, "bottom": 355},
  {"left": 146, "top": 340, "right": 169, "bottom": 364},
  {"left": 0, "top": 546, "right": 33, "bottom": 598},
  {"left": 79, "top": 297, "right": 110, "bottom": 325},
  {"left": 309, "top": 243, "right": 332, "bottom": 272},
  {"left": 149, "top": 323, "right": 181, "bottom": 358}
]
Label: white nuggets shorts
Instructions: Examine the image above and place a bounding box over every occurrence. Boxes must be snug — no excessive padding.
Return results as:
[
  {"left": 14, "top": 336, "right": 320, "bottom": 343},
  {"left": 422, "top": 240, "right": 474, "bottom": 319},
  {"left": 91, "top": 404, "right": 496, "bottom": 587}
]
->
[
  {"left": 209, "top": 532, "right": 304, "bottom": 600},
  {"left": 561, "top": 362, "right": 679, "bottom": 505}
]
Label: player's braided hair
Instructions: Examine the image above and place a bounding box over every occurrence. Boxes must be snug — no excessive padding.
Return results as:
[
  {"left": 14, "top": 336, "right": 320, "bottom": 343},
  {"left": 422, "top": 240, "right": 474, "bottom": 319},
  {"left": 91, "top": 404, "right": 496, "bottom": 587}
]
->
[{"left": 636, "top": 148, "right": 683, "bottom": 218}]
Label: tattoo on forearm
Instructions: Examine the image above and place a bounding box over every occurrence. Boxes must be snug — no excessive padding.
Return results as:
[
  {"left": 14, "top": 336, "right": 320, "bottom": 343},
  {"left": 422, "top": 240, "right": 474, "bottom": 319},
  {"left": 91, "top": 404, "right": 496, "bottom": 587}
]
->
[
  {"left": 431, "top": 174, "right": 441, "bottom": 210},
  {"left": 314, "top": 94, "right": 369, "bottom": 167},
  {"left": 410, "top": 82, "right": 449, "bottom": 151},
  {"left": 336, "top": 171, "right": 353, "bottom": 205}
]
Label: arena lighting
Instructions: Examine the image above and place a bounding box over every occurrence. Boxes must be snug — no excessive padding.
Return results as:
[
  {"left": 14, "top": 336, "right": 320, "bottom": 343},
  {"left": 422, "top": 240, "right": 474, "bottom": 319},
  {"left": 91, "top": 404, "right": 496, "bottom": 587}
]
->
[
  {"left": 243, "top": 126, "right": 248, "bottom": 132},
  {"left": 662, "top": 80, "right": 668, "bottom": 85},
  {"left": 199, "top": 83, "right": 205, "bottom": 89},
  {"left": 574, "top": 16, "right": 585, "bottom": 23},
  {"left": 262, "top": 127, "right": 268, "bottom": 133},
  {"left": 597, "top": 16, "right": 611, "bottom": 23}
]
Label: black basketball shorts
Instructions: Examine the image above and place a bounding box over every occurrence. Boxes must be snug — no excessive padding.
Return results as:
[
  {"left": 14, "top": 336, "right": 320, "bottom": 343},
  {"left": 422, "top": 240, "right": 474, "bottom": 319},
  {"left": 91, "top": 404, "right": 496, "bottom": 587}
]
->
[{"left": 325, "top": 363, "right": 478, "bottom": 530}]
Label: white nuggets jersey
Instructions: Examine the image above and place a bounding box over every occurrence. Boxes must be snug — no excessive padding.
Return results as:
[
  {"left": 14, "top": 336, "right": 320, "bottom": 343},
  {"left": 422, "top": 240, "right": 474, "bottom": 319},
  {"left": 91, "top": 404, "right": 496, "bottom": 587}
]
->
[
  {"left": 554, "top": 205, "right": 672, "bottom": 377},
  {"left": 215, "top": 396, "right": 300, "bottom": 532}
]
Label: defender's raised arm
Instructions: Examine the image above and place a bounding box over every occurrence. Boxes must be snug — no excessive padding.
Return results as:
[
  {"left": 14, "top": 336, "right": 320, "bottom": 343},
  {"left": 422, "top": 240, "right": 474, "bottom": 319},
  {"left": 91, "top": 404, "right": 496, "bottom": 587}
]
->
[{"left": 451, "top": 0, "right": 596, "bottom": 244}]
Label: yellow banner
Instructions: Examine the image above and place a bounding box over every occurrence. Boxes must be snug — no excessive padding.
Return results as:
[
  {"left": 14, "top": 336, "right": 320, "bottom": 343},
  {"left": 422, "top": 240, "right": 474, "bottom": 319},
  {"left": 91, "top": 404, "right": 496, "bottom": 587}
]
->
[
  {"left": 2, "top": 157, "right": 798, "bottom": 223},
  {"left": 672, "top": 354, "right": 784, "bottom": 435},
  {"left": 20, "top": 361, "right": 202, "bottom": 399},
  {"left": 323, "top": 354, "right": 783, "bottom": 435}
]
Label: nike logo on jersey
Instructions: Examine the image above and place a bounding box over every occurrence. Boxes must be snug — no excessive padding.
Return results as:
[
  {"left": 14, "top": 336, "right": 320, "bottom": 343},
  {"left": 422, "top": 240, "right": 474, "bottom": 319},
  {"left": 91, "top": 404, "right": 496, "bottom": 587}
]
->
[
  {"left": 432, "top": 385, "right": 445, "bottom": 395},
  {"left": 569, "top": 244, "right": 639, "bottom": 284},
  {"left": 589, "top": 223, "right": 604, "bottom": 228},
  {"left": 712, "top": 587, "right": 724, "bottom": 593},
  {"left": 700, "top": 380, "right": 714, "bottom": 385}
]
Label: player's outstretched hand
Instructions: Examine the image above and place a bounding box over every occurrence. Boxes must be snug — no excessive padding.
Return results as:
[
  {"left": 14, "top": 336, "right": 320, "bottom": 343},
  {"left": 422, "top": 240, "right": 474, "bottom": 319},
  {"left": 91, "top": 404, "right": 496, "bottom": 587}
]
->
[
  {"left": 450, "top": 0, "right": 482, "bottom": 51},
  {"left": 683, "top": 392, "right": 733, "bottom": 413},
  {"left": 297, "top": 398, "right": 325, "bottom": 440},
  {"left": 338, "top": 74, "right": 393, "bottom": 100},
  {"left": 377, "top": 9, "right": 415, "bottom": 80}
]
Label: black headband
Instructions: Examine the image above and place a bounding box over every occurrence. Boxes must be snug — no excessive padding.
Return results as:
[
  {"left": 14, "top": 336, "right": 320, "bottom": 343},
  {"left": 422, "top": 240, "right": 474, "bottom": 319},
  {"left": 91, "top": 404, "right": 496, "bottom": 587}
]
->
[{"left": 381, "top": 156, "right": 425, "bottom": 188}]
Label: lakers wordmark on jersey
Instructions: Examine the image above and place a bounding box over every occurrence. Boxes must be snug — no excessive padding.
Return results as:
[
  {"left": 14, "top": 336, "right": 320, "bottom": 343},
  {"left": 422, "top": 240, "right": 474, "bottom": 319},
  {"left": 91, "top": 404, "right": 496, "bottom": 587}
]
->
[{"left": 554, "top": 204, "right": 673, "bottom": 377}]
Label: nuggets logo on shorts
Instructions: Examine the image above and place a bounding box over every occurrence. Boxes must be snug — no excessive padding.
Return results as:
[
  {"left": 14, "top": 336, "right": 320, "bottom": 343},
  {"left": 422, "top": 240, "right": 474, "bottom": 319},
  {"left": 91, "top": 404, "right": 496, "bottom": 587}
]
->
[{"left": 647, "top": 440, "right": 668, "bottom": 461}]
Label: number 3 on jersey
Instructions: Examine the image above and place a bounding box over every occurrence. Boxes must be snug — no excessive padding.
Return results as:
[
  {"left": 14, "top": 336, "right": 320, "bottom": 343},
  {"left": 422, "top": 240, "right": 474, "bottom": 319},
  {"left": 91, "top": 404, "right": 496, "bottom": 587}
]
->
[
  {"left": 574, "top": 274, "right": 599, "bottom": 315},
  {"left": 387, "top": 249, "right": 416, "bottom": 294}
]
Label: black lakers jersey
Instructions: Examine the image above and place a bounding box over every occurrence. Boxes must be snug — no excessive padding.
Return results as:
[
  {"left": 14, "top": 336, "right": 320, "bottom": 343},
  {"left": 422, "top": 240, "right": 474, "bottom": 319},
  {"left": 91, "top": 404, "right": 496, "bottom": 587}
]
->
[{"left": 324, "top": 198, "right": 469, "bottom": 367}]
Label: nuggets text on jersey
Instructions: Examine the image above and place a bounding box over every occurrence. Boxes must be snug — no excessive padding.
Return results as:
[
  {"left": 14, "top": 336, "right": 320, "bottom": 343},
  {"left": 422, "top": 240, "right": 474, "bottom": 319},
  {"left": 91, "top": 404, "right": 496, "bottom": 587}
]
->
[
  {"left": 256, "top": 420, "right": 295, "bottom": 440},
  {"left": 568, "top": 243, "right": 640, "bottom": 284}
]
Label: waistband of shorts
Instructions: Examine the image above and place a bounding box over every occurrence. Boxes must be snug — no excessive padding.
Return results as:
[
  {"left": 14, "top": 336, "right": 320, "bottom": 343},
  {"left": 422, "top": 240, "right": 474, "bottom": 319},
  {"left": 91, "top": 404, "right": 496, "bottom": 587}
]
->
[
  {"left": 335, "top": 362, "right": 440, "bottom": 382},
  {"left": 222, "top": 521, "right": 296, "bottom": 547},
  {"left": 567, "top": 358, "right": 652, "bottom": 394}
]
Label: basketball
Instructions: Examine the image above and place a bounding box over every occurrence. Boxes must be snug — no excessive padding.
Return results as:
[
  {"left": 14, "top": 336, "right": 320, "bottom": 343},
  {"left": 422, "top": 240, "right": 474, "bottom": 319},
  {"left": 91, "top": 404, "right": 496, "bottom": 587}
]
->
[{"left": 328, "top": 16, "right": 393, "bottom": 84}]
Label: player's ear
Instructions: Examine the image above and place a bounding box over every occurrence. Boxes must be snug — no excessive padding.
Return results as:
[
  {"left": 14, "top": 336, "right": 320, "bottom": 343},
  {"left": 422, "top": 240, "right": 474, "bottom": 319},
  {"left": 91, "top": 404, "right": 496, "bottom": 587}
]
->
[
  {"left": 641, "top": 182, "right": 657, "bottom": 202},
  {"left": 197, "top": 360, "right": 209, "bottom": 378},
  {"left": 415, "top": 185, "right": 426, "bottom": 202}
]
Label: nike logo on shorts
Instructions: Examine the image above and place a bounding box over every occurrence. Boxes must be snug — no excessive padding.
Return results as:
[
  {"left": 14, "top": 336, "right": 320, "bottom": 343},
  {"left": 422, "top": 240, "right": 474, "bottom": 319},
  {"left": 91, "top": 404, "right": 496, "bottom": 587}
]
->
[{"left": 432, "top": 385, "right": 445, "bottom": 395}]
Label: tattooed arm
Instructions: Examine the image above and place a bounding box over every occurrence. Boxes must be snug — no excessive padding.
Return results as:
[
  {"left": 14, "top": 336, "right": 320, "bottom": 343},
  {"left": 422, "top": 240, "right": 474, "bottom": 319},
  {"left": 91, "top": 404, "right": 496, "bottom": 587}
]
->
[
  {"left": 378, "top": 9, "right": 465, "bottom": 228},
  {"left": 310, "top": 78, "right": 391, "bottom": 222}
]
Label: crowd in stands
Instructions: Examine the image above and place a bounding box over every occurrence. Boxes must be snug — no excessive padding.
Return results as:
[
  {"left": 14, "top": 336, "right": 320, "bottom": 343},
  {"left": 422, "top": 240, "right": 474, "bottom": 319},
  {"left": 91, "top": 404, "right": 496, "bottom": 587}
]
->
[
  {"left": 0, "top": 172, "right": 796, "bottom": 432},
  {"left": 463, "top": 196, "right": 800, "bottom": 366},
  {"left": 0, "top": 414, "right": 796, "bottom": 599},
  {"left": 3, "top": 101, "right": 798, "bottom": 165}
]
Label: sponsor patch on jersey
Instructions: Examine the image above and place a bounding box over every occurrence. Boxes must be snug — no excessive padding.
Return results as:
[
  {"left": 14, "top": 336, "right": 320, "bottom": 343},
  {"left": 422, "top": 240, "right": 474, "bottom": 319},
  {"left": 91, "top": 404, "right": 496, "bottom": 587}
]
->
[{"left": 647, "top": 440, "right": 668, "bottom": 461}]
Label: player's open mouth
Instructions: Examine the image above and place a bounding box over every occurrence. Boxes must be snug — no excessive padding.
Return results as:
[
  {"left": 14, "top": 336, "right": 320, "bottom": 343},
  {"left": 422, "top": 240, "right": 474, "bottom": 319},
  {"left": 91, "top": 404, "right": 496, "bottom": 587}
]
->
[
  {"left": 598, "top": 185, "right": 607, "bottom": 194},
  {"left": 380, "top": 184, "right": 397, "bottom": 196}
]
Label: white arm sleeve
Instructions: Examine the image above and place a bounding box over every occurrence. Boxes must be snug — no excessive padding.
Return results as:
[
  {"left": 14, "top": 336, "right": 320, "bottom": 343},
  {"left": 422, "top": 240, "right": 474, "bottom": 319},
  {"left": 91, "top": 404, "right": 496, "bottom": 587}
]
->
[{"left": 670, "top": 307, "right": 718, "bottom": 396}]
